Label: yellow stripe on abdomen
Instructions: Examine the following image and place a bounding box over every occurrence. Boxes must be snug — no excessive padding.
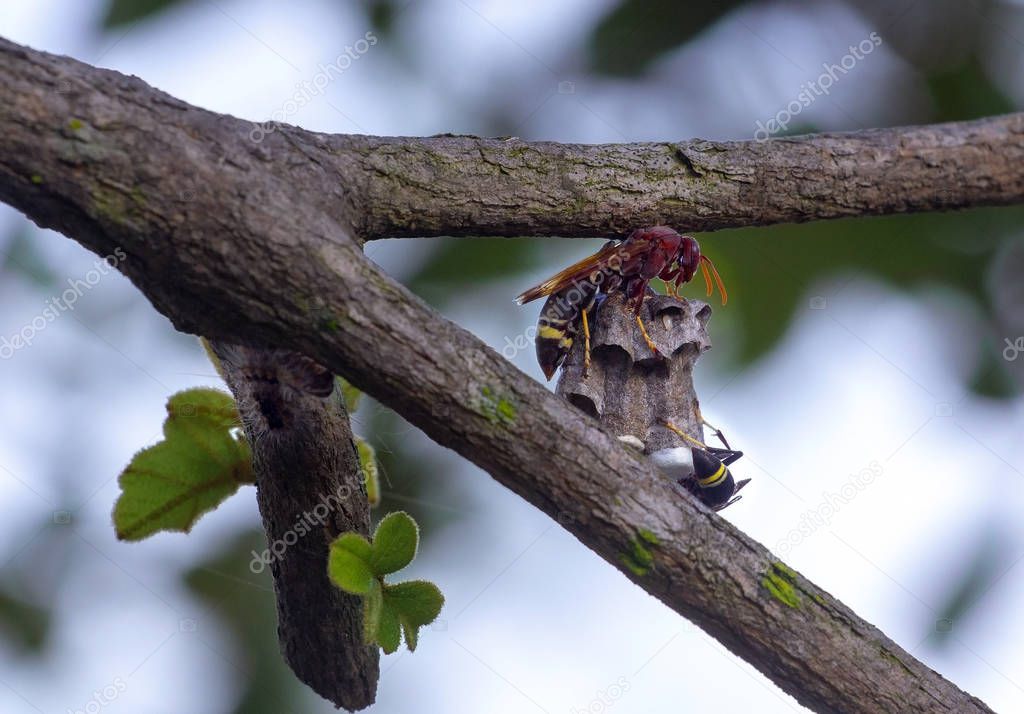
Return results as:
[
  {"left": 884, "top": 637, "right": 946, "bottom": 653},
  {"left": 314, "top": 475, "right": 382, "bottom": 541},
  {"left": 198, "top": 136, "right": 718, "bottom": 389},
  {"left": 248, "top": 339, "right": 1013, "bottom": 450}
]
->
[{"left": 699, "top": 462, "right": 727, "bottom": 487}]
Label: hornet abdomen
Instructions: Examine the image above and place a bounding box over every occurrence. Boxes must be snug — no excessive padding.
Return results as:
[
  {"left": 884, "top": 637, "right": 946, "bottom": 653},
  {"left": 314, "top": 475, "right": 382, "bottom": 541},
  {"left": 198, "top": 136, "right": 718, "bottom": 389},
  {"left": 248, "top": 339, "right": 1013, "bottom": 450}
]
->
[
  {"left": 683, "top": 448, "right": 742, "bottom": 510},
  {"left": 535, "top": 280, "right": 600, "bottom": 380}
]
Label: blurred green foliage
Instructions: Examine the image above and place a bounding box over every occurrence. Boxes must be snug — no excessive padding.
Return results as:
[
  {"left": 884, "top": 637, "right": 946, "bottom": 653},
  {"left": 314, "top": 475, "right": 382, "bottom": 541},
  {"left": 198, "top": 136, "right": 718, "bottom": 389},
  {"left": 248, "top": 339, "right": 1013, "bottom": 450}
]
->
[
  {"left": 102, "top": 0, "right": 186, "bottom": 27},
  {"left": 365, "top": 0, "right": 399, "bottom": 37},
  {"left": 405, "top": 237, "right": 544, "bottom": 304},
  {"left": 0, "top": 589, "right": 51, "bottom": 654},
  {"left": 927, "top": 58, "right": 1016, "bottom": 123},
  {"left": 710, "top": 207, "right": 1023, "bottom": 397},
  {"left": 185, "top": 530, "right": 309, "bottom": 714},
  {"left": 926, "top": 527, "right": 1018, "bottom": 650},
  {"left": 587, "top": 0, "right": 747, "bottom": 75},
  {"left": 2, "top": 228, "right": 57, "bottom": 288}
]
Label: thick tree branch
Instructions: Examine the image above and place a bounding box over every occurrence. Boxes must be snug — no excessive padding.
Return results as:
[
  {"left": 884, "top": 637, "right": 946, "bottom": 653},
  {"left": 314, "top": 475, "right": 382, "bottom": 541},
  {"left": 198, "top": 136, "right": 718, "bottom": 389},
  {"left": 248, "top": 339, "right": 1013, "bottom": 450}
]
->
[
  {"left": 1, "top": 38, "right": 1021, "bottom": 245},
  {"left": 0, "top": 38, "right": 1009, "bottom": 712}
]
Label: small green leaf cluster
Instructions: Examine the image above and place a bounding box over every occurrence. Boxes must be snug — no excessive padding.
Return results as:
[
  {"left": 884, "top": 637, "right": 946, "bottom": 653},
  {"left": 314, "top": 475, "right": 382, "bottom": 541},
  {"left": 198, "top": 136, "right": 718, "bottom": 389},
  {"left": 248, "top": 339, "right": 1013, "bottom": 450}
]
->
[
  {"left": 328, "top": 512, "right": 444, "bottom": 653},
  {"left": 113, "top": 388, "right": 252, "bottom": 541}
]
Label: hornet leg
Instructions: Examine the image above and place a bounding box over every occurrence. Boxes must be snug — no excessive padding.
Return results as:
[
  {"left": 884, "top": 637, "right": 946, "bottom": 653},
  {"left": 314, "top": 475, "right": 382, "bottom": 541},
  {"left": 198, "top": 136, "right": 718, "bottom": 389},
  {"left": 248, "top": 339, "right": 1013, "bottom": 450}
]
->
[
  {"left": 625, "top": 278, "right": 661, "bottom": 358},
  {"left": 695, "top": 407, "right": 744, "bottom": 465},
  {"left": 695, "top": 403, "right": 730, "bottom": 450},
  {"left": 663, "top": 420, "right": 708, "bottom": 450},
  {"left": 635, "top": 315, "right": 660, "bottom": 357},
  {"left": 660, "top": 266, "right": 680, "bottom": 298},
  {"left": 581, "top": 307, "right": 592, "bottom": 379}
]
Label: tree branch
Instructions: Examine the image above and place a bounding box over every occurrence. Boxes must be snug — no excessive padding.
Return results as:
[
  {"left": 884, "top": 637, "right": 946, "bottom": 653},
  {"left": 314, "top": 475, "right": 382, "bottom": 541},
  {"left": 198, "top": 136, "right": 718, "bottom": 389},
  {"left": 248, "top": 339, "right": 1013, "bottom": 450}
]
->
[
  {"left": 0, "top": 37, "right": 1010, "bottom": 712},
  {"left": 209, "top": 343, "right": 379, "bottom": 710},
  {"left": 1, "top": 38, "right": 1021, "bottom": 245}
]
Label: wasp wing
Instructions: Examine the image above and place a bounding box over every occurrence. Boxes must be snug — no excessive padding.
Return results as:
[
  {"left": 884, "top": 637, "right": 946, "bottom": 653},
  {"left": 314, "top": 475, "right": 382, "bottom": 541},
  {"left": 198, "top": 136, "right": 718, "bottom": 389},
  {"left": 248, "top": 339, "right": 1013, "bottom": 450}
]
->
[{"left": 514, "top": 240, "right": 648, "bottom": 304}]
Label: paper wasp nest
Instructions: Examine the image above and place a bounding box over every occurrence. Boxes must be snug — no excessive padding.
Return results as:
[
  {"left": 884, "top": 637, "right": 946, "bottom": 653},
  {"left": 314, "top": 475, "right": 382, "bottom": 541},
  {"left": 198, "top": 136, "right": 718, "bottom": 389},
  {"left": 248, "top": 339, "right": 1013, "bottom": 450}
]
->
[{"left": 556, "top": 292, "right": 712, "bottom": 453}]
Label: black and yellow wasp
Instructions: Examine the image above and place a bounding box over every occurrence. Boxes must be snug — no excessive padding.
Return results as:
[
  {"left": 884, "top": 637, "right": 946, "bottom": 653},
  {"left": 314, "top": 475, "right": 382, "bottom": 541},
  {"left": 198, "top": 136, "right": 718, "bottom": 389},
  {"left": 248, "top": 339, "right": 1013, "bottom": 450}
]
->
[{"left": 653, "top": 420, "right": 750, "bottom": 511}]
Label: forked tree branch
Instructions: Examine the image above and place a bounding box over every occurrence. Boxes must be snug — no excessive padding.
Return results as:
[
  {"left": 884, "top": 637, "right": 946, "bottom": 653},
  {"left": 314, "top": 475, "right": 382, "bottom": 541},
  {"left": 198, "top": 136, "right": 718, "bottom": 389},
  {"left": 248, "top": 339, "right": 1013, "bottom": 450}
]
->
[{"left": 0, "top": 37, "right": 1013, "bottom": 712}]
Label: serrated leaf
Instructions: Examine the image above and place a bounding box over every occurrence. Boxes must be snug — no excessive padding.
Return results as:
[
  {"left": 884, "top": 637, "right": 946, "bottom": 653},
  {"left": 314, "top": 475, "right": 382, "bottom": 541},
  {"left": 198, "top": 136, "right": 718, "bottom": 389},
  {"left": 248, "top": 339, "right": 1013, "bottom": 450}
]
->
[
  {"left": 384, "top": 580, "right": 444, "bottom": 626},
  {"left": 400, "top": 619, "right": 418, "bottom": 651},
  {"left": 384, "top": 580, "right": 444, "bottom": 652},
  {"left": 369, "top": 511, "right": 418, "bottom": 575},
  {"left": 356, "top": 438, "right": 381, "bottom": 508},
  {"left": 336, "top": 376, "right": 363, "bottom": 413},
  {"left": 113, "top": 388, "right": 252, "bottom": 541},
  {"left": 328, "top": 534, "right": 376, "bottom": 595}
]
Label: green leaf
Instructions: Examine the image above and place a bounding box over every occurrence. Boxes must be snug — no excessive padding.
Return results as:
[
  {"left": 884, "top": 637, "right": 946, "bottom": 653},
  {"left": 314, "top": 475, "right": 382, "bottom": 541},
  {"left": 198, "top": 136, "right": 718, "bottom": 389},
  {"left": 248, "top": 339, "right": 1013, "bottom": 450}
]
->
[
  {"left": 113, "top": 388, "right": 252, "bottom": 541},
  {"left": 369, "top": 511, "right": 418, "bottom": 575},
  {"left": 165, "top": 387, "right": 243, "bottom": 430},
  {"left": 400, "top": 618, "right": 419, "bottom": 652},
  {"left": 376, "top": 598, "right": 402, "bottom": 654},
  {"left": 328, "top": 534, "right": 376, "bottom": 595},
  {"left": 362, "top": 580, "right": 384, "bottom": 643},
  {"left": 384, "top": 581, "right": 445, "bottom": 624},
  {"left": 384, "top": 580, "right": 444, "bottom": 652},
  {"left": 336, "top": 376, "right": 363, "bottom": 413},
  {"left": 334, "top": 532, "right": 373, "bottom": 561},
  {"left": 356, "top": 438, "right": 381, "bottom": 508}
]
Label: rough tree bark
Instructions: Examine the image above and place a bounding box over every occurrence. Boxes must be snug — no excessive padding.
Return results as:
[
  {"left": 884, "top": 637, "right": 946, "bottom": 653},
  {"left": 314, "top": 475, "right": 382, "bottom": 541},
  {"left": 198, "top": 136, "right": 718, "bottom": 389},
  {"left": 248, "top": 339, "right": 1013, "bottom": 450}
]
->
[
  {"left": 1, "top": 37, "right": 1019, "bottom": 712},
  {"left": 209, "top": 343, "right": 379, "bottom": 710}
]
